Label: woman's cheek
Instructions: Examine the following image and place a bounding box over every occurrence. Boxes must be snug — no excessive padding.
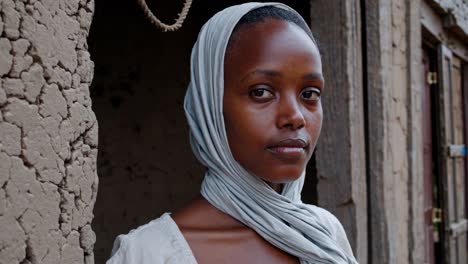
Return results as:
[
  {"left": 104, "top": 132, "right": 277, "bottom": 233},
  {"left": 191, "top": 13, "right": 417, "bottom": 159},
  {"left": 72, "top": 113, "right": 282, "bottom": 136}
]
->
[{"left": 307, "top": 108, "right": 323, "bottom": 138}]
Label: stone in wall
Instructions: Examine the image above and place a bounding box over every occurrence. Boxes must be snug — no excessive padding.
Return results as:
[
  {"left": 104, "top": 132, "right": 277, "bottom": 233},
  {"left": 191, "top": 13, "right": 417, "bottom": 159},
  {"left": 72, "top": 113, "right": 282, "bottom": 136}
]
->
[{"left": 0, "top": 0, "right": 97, "bottom": 263}]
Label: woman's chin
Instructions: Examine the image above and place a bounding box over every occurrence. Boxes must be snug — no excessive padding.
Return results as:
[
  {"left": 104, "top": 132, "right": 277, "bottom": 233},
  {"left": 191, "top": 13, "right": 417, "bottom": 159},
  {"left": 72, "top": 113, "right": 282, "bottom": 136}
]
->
[{"left": 259, "top": 170, "right": 304, "bottom": 185}]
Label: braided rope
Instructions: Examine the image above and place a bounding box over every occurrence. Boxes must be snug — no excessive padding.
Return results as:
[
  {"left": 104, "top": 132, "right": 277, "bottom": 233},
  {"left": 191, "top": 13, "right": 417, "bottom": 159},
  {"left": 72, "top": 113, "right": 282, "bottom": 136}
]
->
[{"left": 137, "top": 0, "right": 193, "bottom": 32}]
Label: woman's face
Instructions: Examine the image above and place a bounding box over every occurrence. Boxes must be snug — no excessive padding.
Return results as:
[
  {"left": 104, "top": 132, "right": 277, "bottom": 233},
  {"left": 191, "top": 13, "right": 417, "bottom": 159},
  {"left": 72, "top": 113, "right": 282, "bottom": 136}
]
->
[{"left": 224, "top": 18, "right": 323, "bottom": 189}]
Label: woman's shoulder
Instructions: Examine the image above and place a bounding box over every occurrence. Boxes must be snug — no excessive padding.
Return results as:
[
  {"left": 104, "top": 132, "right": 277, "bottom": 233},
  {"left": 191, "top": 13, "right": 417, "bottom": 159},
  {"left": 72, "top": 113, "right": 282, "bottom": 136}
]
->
[
  {"left": 106, "top": 213, "right": 197, "bottom": 264},
  {"left": 306, "top": 204, "right": 355, "bottom": 256},
  {"left": 306, "top": 204, "right": 343, "bottom": 230}
]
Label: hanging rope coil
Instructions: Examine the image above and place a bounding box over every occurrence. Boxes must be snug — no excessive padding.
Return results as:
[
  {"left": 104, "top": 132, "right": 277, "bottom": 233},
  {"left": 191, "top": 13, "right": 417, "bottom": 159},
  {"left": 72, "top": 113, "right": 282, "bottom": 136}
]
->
[{"left": 137, "top": 0, "right": 193, "bottom": 32}]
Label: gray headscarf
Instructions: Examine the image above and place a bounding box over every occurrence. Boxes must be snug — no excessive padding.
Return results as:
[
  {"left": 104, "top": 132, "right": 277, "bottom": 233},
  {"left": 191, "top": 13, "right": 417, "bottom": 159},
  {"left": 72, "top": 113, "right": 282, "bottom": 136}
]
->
[{"left": 184, "top": 2, "right": 357, "bottom": 264}]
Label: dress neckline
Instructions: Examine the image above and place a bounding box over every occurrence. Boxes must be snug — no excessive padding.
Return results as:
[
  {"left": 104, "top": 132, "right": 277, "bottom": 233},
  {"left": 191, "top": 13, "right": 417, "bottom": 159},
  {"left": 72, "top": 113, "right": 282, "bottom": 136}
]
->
[{"left": 162, "top": 213, "right": 198, "bottom": 263}]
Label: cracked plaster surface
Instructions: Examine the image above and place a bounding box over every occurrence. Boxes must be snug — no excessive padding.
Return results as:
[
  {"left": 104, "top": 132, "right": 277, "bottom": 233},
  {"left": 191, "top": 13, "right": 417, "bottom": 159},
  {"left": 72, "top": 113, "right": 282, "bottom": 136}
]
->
[{"left": 0, "top": 0, "right": 97, "bottom": 263}]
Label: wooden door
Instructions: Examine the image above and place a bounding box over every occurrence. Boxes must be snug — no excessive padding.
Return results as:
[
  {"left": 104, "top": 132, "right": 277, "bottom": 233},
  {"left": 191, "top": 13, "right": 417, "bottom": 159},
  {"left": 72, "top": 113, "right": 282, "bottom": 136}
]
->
[
  {"left": 438, "top": 45, "right": 468, "bottom": 264},
  {"left": 451, "top": 56, "right": 467, "bottom": 264},
  {"left": 422, "top": 48, "right": 436, "bottom": 264}
]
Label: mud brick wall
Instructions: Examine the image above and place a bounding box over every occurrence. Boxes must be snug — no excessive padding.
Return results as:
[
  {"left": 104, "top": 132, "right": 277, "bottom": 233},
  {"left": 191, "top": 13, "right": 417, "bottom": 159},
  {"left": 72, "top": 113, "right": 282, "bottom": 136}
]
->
[{"left": 0, "top": 0, "right": 97, "bottom": 263}]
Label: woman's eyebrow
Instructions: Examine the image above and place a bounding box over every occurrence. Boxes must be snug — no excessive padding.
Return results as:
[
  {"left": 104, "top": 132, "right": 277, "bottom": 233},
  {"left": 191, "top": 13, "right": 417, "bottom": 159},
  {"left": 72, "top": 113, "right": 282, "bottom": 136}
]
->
[
  {"left": 302, "top": 72, "right": 323, "bottom": 80},
  {"left": 240, "top": 70, "right": 323, "bottom": 82},
  {"left": 241, "top": 69, "right": 281, "bottom": 82}
]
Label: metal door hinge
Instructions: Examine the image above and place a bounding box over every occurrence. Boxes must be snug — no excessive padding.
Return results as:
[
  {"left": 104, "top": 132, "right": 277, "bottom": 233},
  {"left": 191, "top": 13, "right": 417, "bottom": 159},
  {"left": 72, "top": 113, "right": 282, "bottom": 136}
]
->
[
  {"left": 449, "top": 219, "right": 467, "bottom": 238},
  {"left": 448, "top": 144, "right": 466, "bottom": 158},
  {"left": 433, "top": 208, "right": 442, "bottom": 224},
  {"left": 427, "top": 72, "right": 437, "bottom": 85}
]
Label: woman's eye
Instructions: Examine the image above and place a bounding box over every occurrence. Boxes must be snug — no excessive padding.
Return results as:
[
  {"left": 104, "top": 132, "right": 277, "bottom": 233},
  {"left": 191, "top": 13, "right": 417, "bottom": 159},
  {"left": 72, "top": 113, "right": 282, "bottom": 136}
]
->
[
  {"left": 249, "top": 88, "right": 274, "bottom": 99},
  {"left": 301, "top": 87, "right": 321, "bottom": 101}
]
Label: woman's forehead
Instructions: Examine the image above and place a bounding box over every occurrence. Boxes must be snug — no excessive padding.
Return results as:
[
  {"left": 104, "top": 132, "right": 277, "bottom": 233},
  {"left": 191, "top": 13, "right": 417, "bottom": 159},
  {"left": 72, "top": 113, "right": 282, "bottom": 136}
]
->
[{"left": 225, "top": 19, "right": 321, "bottom": 70}]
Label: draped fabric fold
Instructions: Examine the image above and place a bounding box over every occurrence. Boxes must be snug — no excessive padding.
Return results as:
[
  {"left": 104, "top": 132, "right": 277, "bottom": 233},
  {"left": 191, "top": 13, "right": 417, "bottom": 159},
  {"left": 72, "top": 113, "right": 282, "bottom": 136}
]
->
[{"left": 183, "top": 2, "right": 358, "bottom": 263}]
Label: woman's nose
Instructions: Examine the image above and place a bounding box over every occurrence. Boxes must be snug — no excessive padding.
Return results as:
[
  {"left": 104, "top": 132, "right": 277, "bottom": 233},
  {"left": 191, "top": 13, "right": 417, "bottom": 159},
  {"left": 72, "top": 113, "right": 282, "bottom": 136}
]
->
[{"left": 276, "top": 95, "right": 305, "bottom": 130}]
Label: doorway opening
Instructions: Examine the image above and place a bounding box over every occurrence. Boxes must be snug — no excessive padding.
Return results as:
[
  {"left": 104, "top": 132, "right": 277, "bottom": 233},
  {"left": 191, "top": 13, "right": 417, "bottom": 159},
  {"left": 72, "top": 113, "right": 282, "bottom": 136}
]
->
[
  {"left": 88, "top": 1, "right": 314, "bottom": 263},
  {"left": 422, "top": 42, "right": 443, "bottom": 264}
]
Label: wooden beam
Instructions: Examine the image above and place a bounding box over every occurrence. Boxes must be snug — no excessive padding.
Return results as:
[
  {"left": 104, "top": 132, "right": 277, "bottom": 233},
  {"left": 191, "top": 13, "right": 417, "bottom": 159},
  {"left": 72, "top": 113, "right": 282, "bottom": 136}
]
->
[
  {"left": 364, "top": 0, "right": 424, "bottom": 263},
  {"left": 407, "top": 0, "right": 426, "bottom": 263},
  {"left": 309, "top": 1, "right": 368, "bottom": 263}
]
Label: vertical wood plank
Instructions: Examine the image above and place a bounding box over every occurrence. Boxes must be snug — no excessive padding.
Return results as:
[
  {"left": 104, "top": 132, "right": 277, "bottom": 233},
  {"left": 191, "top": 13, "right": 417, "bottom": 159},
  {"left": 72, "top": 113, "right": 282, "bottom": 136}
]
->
[
  {"left": 364, "top": 0, "right": 390, "bottom": 262},
  {"left": 451, "top": 56, "right": 467, "bottom": 264},
  {"left": 309, "top": 1, "right": 367, "bottom": 263},
  {"left": 461, "top": 62, "right": 468, "bottom": 263},
  {"left": 452, "top": 57, "right": 464, "bottom": 225},
  {"left": 365, "top": 0, "right": 424, "bottom": 262},
  {"left": 464, "top": 62, "right": 468, "bottom": 264},
  {"left": 422, "top": 48, "right": 435, "bottom": 264},
  {"left": 438, "top": 44, "right": 457, "bottom": 264},
  {"left": 407, "top": 0, "right": 426, "bottom": 263}
]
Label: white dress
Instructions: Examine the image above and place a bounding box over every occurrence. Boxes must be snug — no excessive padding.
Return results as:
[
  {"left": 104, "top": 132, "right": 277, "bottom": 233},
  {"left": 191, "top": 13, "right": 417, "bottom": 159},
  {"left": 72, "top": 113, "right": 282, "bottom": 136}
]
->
[
  {"left": 106, "top": 213, "right": 197, "bottom": 264},
  {"left": 107, "top": 209, "right": 354, "bottom": 264}
]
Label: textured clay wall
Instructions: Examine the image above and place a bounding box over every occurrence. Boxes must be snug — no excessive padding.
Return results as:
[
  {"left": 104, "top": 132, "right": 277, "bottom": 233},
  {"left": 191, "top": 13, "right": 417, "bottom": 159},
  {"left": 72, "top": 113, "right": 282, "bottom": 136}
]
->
[{"left": 0, "top": 0, "right": 97, "bottom": 263}]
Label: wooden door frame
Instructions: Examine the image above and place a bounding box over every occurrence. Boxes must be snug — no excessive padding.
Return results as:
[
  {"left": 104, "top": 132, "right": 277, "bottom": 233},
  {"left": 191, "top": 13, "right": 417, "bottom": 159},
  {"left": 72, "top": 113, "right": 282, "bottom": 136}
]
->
[
  {"left": 422, "top": 45, "right": 437, "bottom": 264},
  {"left": 422, "top": 34, "right": 448, "bottom": 264},
  {"left": 309, "top": 1, "right": 367, "bottom": 262},
  {"left": 438, "top": 43, "right": 454, "bottom": 264},
  {"left": 434, "top": 41, "right": 468, "bottom": 264}
]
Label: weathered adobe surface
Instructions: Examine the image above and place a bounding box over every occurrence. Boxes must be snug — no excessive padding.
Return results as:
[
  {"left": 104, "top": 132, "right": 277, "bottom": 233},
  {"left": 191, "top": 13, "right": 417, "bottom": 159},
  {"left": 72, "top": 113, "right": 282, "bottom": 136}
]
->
[
  {"left": 0, "top": 0, "right": 97, "bottom": 263},
  {"left": 429, "top": 0, "right": 468, "bottom": 39}
]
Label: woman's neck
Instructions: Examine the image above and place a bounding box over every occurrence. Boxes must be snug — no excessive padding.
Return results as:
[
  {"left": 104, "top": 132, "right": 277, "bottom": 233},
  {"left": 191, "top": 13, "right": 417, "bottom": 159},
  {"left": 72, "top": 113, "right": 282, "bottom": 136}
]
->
[
  {"left": 172, "top": 195, "right": 246, "bottom": 230},
  {"left": 266, "top": 181, "right": 284, "bottom": 193}
]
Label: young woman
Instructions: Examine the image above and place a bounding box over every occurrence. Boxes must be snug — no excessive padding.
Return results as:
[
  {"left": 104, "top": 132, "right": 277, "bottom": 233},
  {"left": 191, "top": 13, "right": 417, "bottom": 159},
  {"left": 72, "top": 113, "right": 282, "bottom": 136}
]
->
[{"left": 107, "top": 2, "right": 358, "bottom": 264}]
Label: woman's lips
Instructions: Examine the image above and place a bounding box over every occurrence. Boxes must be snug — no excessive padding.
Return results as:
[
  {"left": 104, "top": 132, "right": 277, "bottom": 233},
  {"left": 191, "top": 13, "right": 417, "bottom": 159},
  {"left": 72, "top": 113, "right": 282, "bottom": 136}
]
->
[{"left": 266, "top": 138, "right": 309, "bottom": 160}]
